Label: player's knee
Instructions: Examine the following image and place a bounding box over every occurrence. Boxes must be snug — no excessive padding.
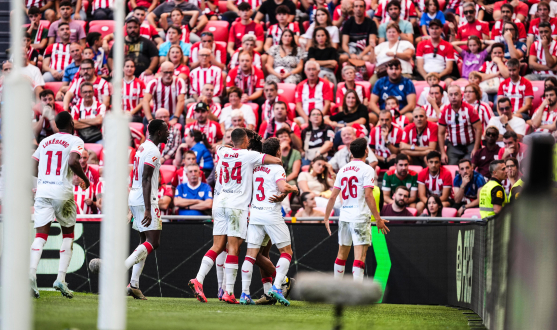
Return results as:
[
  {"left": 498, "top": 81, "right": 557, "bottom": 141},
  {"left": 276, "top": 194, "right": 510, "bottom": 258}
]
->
[{"left": 279, "top": 245, "right": 293, "bottom": 256}]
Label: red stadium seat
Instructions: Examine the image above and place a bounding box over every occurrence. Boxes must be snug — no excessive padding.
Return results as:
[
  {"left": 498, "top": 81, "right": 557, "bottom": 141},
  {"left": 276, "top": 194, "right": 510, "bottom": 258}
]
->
[
  {"left": 302, "top": 165, "right": 309, "bottom": 172},
  {"left": 23, "top": 20, "right": 51, "bottom": 30},
  {"left": 84, "top": 143, "right": 103, "bottom": 158},
  {"left": 406, "top": 207, "right": 418, "bottom": 216},
  {"left": 461, "top": 208, "right": 481, "bottom": 219},
  {"left": 413, "top": 81, "right": 429, "bottom": 101},
  {"left": 82, "top": 0, "right": 89, "bottom": 11},
  {"left": 442, "top": 207, "right": 458, "bottom": 217},
  {"left": 277, "top": 83, "right": 296, "bottom": 103},
  {"left": 201, "top": 21, "right": 229, "bottom": 43},
  {"left": 365, "top": 63, "right": 375, "bottom": 79},
  {"left": 531, "top": 81, "right": 545, "bottom": 115},
  {"left": 160, "top": 165, "right": 176, "bottom": 186},
  {"left": 443, "top": 165, "right": 459, "bottom": 181},
  {"left": 303, "top": 21, "right": 310, "bottom": 31},
  {"left": 89, "top": 20, "right": 115, "bottom": 39},
  {"left": 44, "top": 82, "right": 63, "bottom": 95},
  {"left": 409, "top": 165, "right": 423, "bottom": 173},
  {"left": 287, "top": 103, "right": 296, "bottom": 121},
  {"left": 129, "top": 122, "right": 144, "bottom": 133},
  {"left": 452, "top": 79, "right": 469, "bottom": 91},
  {"left": 218, "top": 1, "right": 228, "bottom": 13},
  {"left": 438, "top": 0, "right": 446, "bottom": 10}
]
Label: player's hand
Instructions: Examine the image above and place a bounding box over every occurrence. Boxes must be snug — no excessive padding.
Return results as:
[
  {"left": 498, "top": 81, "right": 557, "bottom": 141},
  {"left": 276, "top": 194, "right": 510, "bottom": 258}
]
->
[
  {"left": 376, "top": 217, "right": 390, "bottom": 234},
  {"left": 80, "top": 179, "right": 90, "bottom": 190},
  {"left": 142, "top": 209, "right": 152, "bottom": 226},
  {"left": 269, "top": 193, "right": 288, "bottom": 203},
  {"left": 324, "top": 217, "right": 331, "bottom": 236},
  {"left": 127, "top": 210, "right": 133, "bottom": 223}
]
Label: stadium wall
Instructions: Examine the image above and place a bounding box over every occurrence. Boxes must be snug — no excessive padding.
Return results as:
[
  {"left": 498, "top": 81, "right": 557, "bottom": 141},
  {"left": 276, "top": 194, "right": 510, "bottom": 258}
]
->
[{"left": 35, "top": 222, "right": 492, "bottom": 313}]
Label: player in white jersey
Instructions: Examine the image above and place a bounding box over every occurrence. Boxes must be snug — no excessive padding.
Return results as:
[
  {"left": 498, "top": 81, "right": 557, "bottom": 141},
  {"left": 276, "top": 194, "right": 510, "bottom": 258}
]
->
[
  {"left": 324, "top": 138, "right": 390, "bottom": 282},
  {"left": 124, "top": 119, "right": 169, "bottom": 300},
  {"left": 239, "top": 138, "right": 299, "bottom": 306},
  {"left": 30, "top": 112, "right": 91, "bottom": 299},
  {"left": 189, "top": 128, "right": 282, "bottom": 304}
]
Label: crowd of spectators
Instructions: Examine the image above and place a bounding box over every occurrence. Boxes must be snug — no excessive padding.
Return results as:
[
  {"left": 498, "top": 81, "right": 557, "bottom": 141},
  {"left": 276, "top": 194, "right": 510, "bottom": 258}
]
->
[{"left": 15, "top": 0, "right": 557, "bottom": 219}]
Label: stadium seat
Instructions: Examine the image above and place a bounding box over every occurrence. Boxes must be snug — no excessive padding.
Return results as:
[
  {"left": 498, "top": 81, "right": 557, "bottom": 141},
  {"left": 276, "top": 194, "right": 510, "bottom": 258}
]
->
[
  {"left": 438, "top": 0, "right": 446, "bottom": 10},
  {"left": 302, "top": 165, "right": 309, "bottom": 172},
  {"left": 84, "top": 144, "right": 103, "bottom": 158},
  {"left": 82, "top": 0, "right": 89, "bottom": 11},
  {"left": 442, "top": 207, "right": 458, "bottom": 217},
  {"left": 461, "top": 208, "right": 481, "bottom": 219},
  {"left": 277, "top": 83, "right": 296, "bottom": 103},
  {"left": 444, "top": 165, "right": 459, "bottom": 181},
  {"left": 406, "top": 207, "right": 418, "bottom": 216},
  {"left": 409, "top": 165, "right": 423, "bottom": 173},
  {"left": 531, "top": 81, "right": 545, "bottom": 115},
  {"left": 287, "top": 103, "right": 296, "bottom": 121},
  {"left": 452, "top": 79, "right": 469, "bottom": 91},
  {"left": 303, "top": 21, "right": 310, "bottom": 31},
  {"left": 89, "top": 20, "right": 115, "bottom": 39},
  {"left": 201, "top": 21, "right": 229, "bottom": 43},
  {"left": 23, "top": 20, "right": 51, "bottom": 30},
  {"left": 129, "top": 122, "right": 144, "bottom": 133},
  {"left": 160, "top": 165, "right": 177, "bottom": 186},
  {"left": 44, "top": 82, "right": 63, "bottom": 95},
  {"left": 218, "top": 1, "right": 228, "bottom": 13},
  {"left": 337, "top": 82, "right": 372, "bottom": 101},
  {"left": 413, "top": 81, "right": 429, "bottom": 100},
  {"left": 224, "top": 103, "right": 259, "bottom": 125},
  {"left": 365, "top": 63, "right": 375, "bottom": 79}
]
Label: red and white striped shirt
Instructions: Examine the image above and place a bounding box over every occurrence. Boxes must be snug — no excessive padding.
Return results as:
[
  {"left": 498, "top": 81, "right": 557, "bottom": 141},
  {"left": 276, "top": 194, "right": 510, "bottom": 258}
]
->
[
  {"left": 417, "top": 167, "right": 454, "bottom": 197},
  {"left": 68, "top": 76, "right": 110, "bottom": 105},
  {"left": 186, "top": 101, "right": 222, "bottom": 119},
  {"left": 492, "top": 19, "right": 527, "bottom": 42},
  {"left": 158, "top": 185, "right": 173, "bottom": 215},
  {"left": 233, "top": 0, "right": 262, "bottom": 9},
  {"left": 156, "top": 64, "right": 190, "bottom": 78},
  {"left": 369, "top": 124, "right": 404, "bottom": 158},
  {"left": 447, "top": 0, "right": 461, "bottom": 10},
  {"left": 394, "top": 114, "right": 409, "bottom": 128},
  {"left": 44, "top": 43, "right": 72, "bottom": 71},
  {"left": 261, "top": 95, "right": 288, "bottom": 122},
  {"left": 438, "top": 102, "right": 481, "bottom": 146},
  {"left": 422, "top": 102, "right": 445, "bottom": 119},
  {"left": 295, "top": 78, "right": 333, "bottom": 115},
  {"left": 478, "top": 60, "right": 506, "bottom": 83},
  {"left": 25, "top": 0, "right": 44, "bottom": 8},
  {"left": 74, "top": 166, "right": 99, "bottom": 215},
  {"left": 470, "top": 101, "right": 494, "bottom": 131},
  {"left": 533, "top": 105, "right": 557, "bottom": 133},
  {"left": 122, "top": 77, "right": 145, "bottom": 113},
  {"left": 375, "top": 0, "right": 417, "bottom": 23},
  {"left": 91, "top": 0, "right": 114, "bottom": 12},
  {"left": 497, "top": 77, "right": 534, "bottom": 114},
  {"left": 267, "top": 23, "right": 300, "bottom": 46},
  {"left": 185, "top": 120, "right": 223, "bottom": 145},
  {"left": 336, "top": 82, "right": 366, "bottom": 105},
  {"left": 189, "top": 42, "right": 227, "bottom": 65},
  {"left": 71, "top": 99, "right": 107, "bottom": 122},
  {"left": 403, "top": 121, "right": 439, "bottom": 147},
  {"left": 529, "top": 40, "right": 557, "bottom": 75},
  {"left": 189, "top": 65, "right": 223, "bottom": 97},
  {"left": 528, "top": 17, "right": 557, "bottom": 40},
  {"left": 165, "top": 25, "right": 190, "bottom": 44},
  {"left": 226, "top": 66, "right": 265, "bottom": 96},
  {"left": 229, "top": 49, "right": 262, "bottom": 70},
  {"left": 145, "top": 76, "right": 187, "bottom": 116}
]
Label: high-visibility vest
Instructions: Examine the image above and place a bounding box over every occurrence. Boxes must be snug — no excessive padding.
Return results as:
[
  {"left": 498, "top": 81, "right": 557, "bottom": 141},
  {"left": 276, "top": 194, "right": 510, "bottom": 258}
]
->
[
  {"left": 370, "top": 186, "right": 381, "bottom": 221},
  {"left": 510, "top": 179, "right": 524, "bottom": 202},
  {"left": 479, "top": 179, "right": 507, "bottom": 219}
]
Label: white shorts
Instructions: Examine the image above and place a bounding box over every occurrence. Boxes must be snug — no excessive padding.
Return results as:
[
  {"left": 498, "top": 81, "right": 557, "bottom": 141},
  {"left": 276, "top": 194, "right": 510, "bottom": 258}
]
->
[
  {"left": 213, "top": 207, "right": 248, "bottom": 239},
  {"left": 130, "top": 205, "right": 162, "bottom": 232},
  {"left": 338, "top": 221, "right": 371, "bottom": 246},
  {"left": 34, "top": 197, "right": 77, "bottom": 228},
  {"left": 246, "top": 223, "right": 291, "bottom": 249}
]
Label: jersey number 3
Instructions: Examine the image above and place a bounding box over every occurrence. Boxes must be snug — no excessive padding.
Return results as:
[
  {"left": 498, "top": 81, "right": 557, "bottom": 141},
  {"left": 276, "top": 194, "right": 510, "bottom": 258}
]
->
[
  {"left": 255, "top": 177, "right": 265, "bottom": 201},
  {"left": 341, "top": 176, "right": 358, "bottom": 200}
]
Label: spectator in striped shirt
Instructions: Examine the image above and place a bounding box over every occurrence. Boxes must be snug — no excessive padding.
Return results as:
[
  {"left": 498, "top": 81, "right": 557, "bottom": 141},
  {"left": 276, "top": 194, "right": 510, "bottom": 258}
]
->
[
  {"left": 63, "top": 59, "right": 110, "bottom": 112},
  {"left": 59, "top": 43, "right": 82, "bottom": 96},
  {"left": 370, "top": 110, "right": 404, "bottom": 169},
  {"left": 185, "top": 101, "right": 224, "bottom": 145},
  {"left": 189, "top": 31, "right": 227, "bottom": 70},
  {"left": 188, "top": 47, "right": 224, "bottom": 101},
  {"left": 497, "top": 58, "right": 533, "bottom": 120},
  {"left": 416, "top": 151, "right": 453, "bottom": 214},
  {"left": 259, "top": 101, "right": 302, "bottom": 142},
  {"left": 229, "top": 34, "right": 262, "bottom": 70},
  {"left": 227, "top": 2, "right": 265, "bottom": 56},
  {"left": 122, "top": 58, "right": 145, "bottom": 122},
  {"left": 42, "top": 22, "right": 72, "bottom": 82},
  {"left": 532, "top": 86, "right": 557, "bottom": 134},
  {"left": 264, "top": 5, "right": 299, "bottom": 52},
  {"left": 400, "top": 107, "right": 438, "bottom": 167},
  {"left": 143, "top": 61, "right": 187, "bottom": 124},
  {"left": 421, "top": 83, "right": 446, "bottom": 121},
  {"left": 155, "top": 108, "right": 182, "bottom": 165},
  {"left": 91, "top": 0, "right": 114, "bottom": 20},
  {"left": 73, "top": 149, "right": 99, "bottom": 215},
  {"left": 186, "top": 83, "right": 221, "bottom": 124},
  {"left": 525, "top": 21, "right": 557, "bottom": 81},
  {"left": 227, "top": 51, "right": 265, "bottom": 107},
  {"left": 71, "top": 82, "right": 106, "bottom": 143},
  {"left": 22, "top": 0, "right": 55, "bottom": 22},
  {"left": 463, "top": 84, "right": 493, "bottom": 132},
  {"left": 438, "top": 85, "right": 482, "bottom": 165},
  {"left": 295, "top": 60, "right": 332, "bottom": 123}
]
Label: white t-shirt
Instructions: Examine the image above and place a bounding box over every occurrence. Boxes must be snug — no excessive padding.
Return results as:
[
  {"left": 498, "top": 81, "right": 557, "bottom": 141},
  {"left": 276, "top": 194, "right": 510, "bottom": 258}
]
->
[
  {"left": 250, "top": 164, "right": 286, "bottom": 225},
  {"left": 417, "top": 87, "right": 449, "bottom": 106},
  {"left": 303, "top": 24, "right": 340, "bottom": 44},
  {"left": 21, "top": 64, "right": 45, "bottom": 89},
  {"left": 530, "top": 2, "right": 557, "bottom": 17},
  {"left": 219, "top": 104, "right": 257, "bottom": 129},
  {"left": 374, "top": 40, "right": 415, "bottom": 74},
  {"left": 487, "top": 115, "right": 526, "bottom": 137},
  {"left": 128, "top": 140, "right": 161, "bottom": 207},
  {"left": 333, "top": 160, "right": 376, "bottom": 223},
  {"left": 33, "top": 132, "right": 85, "bottom": 200},
  {"left": 213, "top": 147, "right": 265, "bottom": 210}
]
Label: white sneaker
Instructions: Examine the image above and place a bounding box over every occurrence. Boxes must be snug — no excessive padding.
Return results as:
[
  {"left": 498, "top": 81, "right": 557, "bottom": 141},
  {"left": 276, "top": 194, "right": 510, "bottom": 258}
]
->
[
  {"left": 53, "top": 280, "right": 73, "bottom": 299},
  {"left": 30, "top": 277, "right": 40, "bottom": 298}
]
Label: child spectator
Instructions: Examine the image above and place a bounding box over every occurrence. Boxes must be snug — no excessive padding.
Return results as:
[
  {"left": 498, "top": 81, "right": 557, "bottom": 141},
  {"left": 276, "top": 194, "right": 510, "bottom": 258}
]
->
[
  {"left": 385, "top": 96, "right": 409, "bottom": 128},
  {"left": 420, "top": 0, "right": 445, "bottom": 37},
  {"left": 159, "top": 8, "right": 199, "bottom": 44},
  {"left": 184, "top": 129, "right": 214, "bottom": 177},
  {"left": 417, "top": 72, "right": 448, "bottom": 107},
  {"left": 452, "top": 36, "right": 491, "bottom": 80},
  {"left": 26, "top": 7, "right": 48, "bottom": 52},
  {"left": 227, "top": 2, "right": 264, "bottom": 55}
]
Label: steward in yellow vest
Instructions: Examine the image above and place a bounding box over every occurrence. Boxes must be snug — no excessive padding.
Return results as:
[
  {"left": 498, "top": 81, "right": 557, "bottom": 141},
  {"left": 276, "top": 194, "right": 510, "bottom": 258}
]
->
[
  {"left": 479, "top": 160, "right": 507, "bottom": 219},
  {"left": 509, "top": 179, "right": 524, "bottom": 203}
]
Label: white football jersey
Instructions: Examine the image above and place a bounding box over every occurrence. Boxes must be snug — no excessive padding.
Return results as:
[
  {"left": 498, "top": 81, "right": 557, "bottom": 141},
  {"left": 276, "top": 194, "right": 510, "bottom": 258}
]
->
[
  {"left": 250, "top": 164, "right": 286, "bottom": 225},
  {"left": 333, "top": 160, "right": 376, "bottom": 223},
  {"left": 33, "top": 132, "right": 85, "bottom": 200},
  {"left": 213, "top": 147, "right": 265, "bottom": 211},
  {"left": 129, "top": 140, "right": 161, "bottom": 207}
]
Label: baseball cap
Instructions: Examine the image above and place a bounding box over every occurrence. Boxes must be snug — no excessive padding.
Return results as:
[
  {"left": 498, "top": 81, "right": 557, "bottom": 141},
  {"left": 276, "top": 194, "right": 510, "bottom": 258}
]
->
[
  {"left": 195, "top": 102, "right": 209, "bottom": 112},
  {"left": 126, "top": 16, "right": 140, "bottom": 25},
  {"left": 428, "top": 19, "right": 443, "bottom": 28}
]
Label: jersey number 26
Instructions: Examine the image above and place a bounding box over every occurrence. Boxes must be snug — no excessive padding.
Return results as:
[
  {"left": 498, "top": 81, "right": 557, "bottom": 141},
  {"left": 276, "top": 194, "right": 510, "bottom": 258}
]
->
[{"left": 341, "top": 176, "right": 358, "bottom": 200}]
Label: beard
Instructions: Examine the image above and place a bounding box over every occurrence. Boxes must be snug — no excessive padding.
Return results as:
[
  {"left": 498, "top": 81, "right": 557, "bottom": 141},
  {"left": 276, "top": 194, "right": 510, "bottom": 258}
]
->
[{"left": 395, "top": 199, "right": 406, "bottom": 208}]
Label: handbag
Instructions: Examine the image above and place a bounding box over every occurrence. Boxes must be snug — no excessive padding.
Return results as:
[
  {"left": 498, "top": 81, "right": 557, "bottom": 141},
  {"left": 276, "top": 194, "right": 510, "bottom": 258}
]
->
[
  {"left": 375, "top": 41, "right": 400, "bottom": 79},
  {"left": 479, "top": 77, "right": 500, "bottom": 94},
  {"left": 348, "top": 58, "right": 368, "bottom": 81},
  {"left": 78, "top": 126, "right": 103, "bottom": 143}
]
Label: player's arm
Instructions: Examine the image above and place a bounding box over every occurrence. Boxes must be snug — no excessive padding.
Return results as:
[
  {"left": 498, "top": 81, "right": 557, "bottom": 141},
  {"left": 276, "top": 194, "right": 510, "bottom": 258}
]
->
[
  {"left": 142, "top": 164, "right": 155, "bottom": 226},
  {"left": 323, "top": 187, "right": 340, "bottom": 236},
  {"left": 276, "top": 179, "right": 299, "bottom": 194},
  {"left": 32, "top": 158, "right": 39, "bottom": 177},
  {"left": 262, "top": 155, "right": 282, "bottom": 165},
  {"left": 364, "top": 187, "right": 389, "bottom": 234},
  {"left": 68, "top": 152, "right": 90, "bottom": 189}
]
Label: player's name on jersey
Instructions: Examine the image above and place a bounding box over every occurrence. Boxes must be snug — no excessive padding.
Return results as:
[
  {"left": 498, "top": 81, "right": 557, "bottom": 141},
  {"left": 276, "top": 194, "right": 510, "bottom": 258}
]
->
[
  {"left": 41, "top": 138, "right": 70, "bottom": 149},
  {"left": 254, "top": 166, "right": 271, "bottom": 174},
  {"left": 343, "top": 165, "right": 361, "bottom": 173}
]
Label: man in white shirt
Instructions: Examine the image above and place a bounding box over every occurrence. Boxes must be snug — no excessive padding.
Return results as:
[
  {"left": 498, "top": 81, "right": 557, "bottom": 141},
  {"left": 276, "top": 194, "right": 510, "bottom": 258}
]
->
[
  {"left": 487, "top": 96, "right": 526, "bottom": 142},
  {"left": 330, "top": 127, "right": 378, "bottom": 171},
  {"left": 20, "top": 45, "right": 45, "bottom": 99}
]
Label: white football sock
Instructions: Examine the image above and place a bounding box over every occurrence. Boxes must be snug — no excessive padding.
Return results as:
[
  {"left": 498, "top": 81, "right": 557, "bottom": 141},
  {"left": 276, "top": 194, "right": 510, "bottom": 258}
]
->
[
  {"left": 125, "top": 242, "right": 152, "bottom": 269},
  {"left": 195, "top": 250, "right": 217, "bottom": 284},
  {"left": 334, "top": 258, "right": 346, "bottom": 279},
  {"left": 30, "top": 234, "right": 47, "bottom": 279},
  {"left": 241, "top": 256, "right": 255, "bottom": 294},
  {"left": 352, "top": 260, "right": 365, "bottom": 283},
  {"left": 130, "top": 257, "right": 146, "bottom": 288},
  {"left": 216, "top": 251, "right": 227, "bottom": 289},
  {"left": 225, "top": 255, "right": 239, "bottom": 295},
  {"left": 262, "top": 278, "right": 272, "bottom": 293},
  {"left": 273, "top": 253, "right": 292, "bottom": 288},
  {"left": 57, "top": 235, "right": 74, "bottom": 282}
]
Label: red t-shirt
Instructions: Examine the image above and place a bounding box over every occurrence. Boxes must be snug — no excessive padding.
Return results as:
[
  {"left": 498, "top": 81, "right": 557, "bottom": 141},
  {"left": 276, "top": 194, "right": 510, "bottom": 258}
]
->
[
  {"left": 456, "top": 20, "right": 490, "bottom": 50},
  {"left": 528, "top": 17, "right": 557, "bottom": 40},
  {"left": 228, "top": 20, "right": 265, "bottom": 49},
  {"left": 497, "top": 142, "right": 527, "bottom": 162},
  {"left": 494, "top": 1, "right": 529, "bottom": 19},
  {"left": 402, "top": 121, "right": 439, "bottom": 147},
  {"left": 497, "top": 77, "right": 534, "bottom": 114},
  {"left": 492, "top": 19, "right": 527, "bottom": 42}
]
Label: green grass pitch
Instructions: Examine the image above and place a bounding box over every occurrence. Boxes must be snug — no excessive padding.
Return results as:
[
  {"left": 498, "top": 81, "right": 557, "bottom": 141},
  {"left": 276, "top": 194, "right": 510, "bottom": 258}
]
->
[{"left": 34, "top": 291, "right": 471, "bottom": 330}]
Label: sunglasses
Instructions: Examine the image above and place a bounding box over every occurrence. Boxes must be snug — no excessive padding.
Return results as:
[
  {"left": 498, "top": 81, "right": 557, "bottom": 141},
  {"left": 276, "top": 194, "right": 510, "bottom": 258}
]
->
[
  {"left": 499, "top": 106, "right": 510, "bottom": 111},
  {"left": 463, "top": 10, "right": 475, "bottom": 14},
  {"left": 485, "top": 132, "right": 498, "bottom": 137},
  {"left": 433, "top": 47, "right": 438, "bottom": 58}
]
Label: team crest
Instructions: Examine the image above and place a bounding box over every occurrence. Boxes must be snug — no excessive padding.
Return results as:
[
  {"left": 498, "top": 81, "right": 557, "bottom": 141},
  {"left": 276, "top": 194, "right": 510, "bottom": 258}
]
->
[
  {"left": 439, "top": 45, "right": 445, "bottom": 51},
  {"left": 199, "top": 191, "right": 205, "bottom": 197},
  {"left": 476, "top": 25, "right": 481, "bottom": 31},
  {"left": 406, "top": 183, "right": 411, "bottom": 188},
  {"left": 399, "top": 85, "right": 404, "bottom": 91}
]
